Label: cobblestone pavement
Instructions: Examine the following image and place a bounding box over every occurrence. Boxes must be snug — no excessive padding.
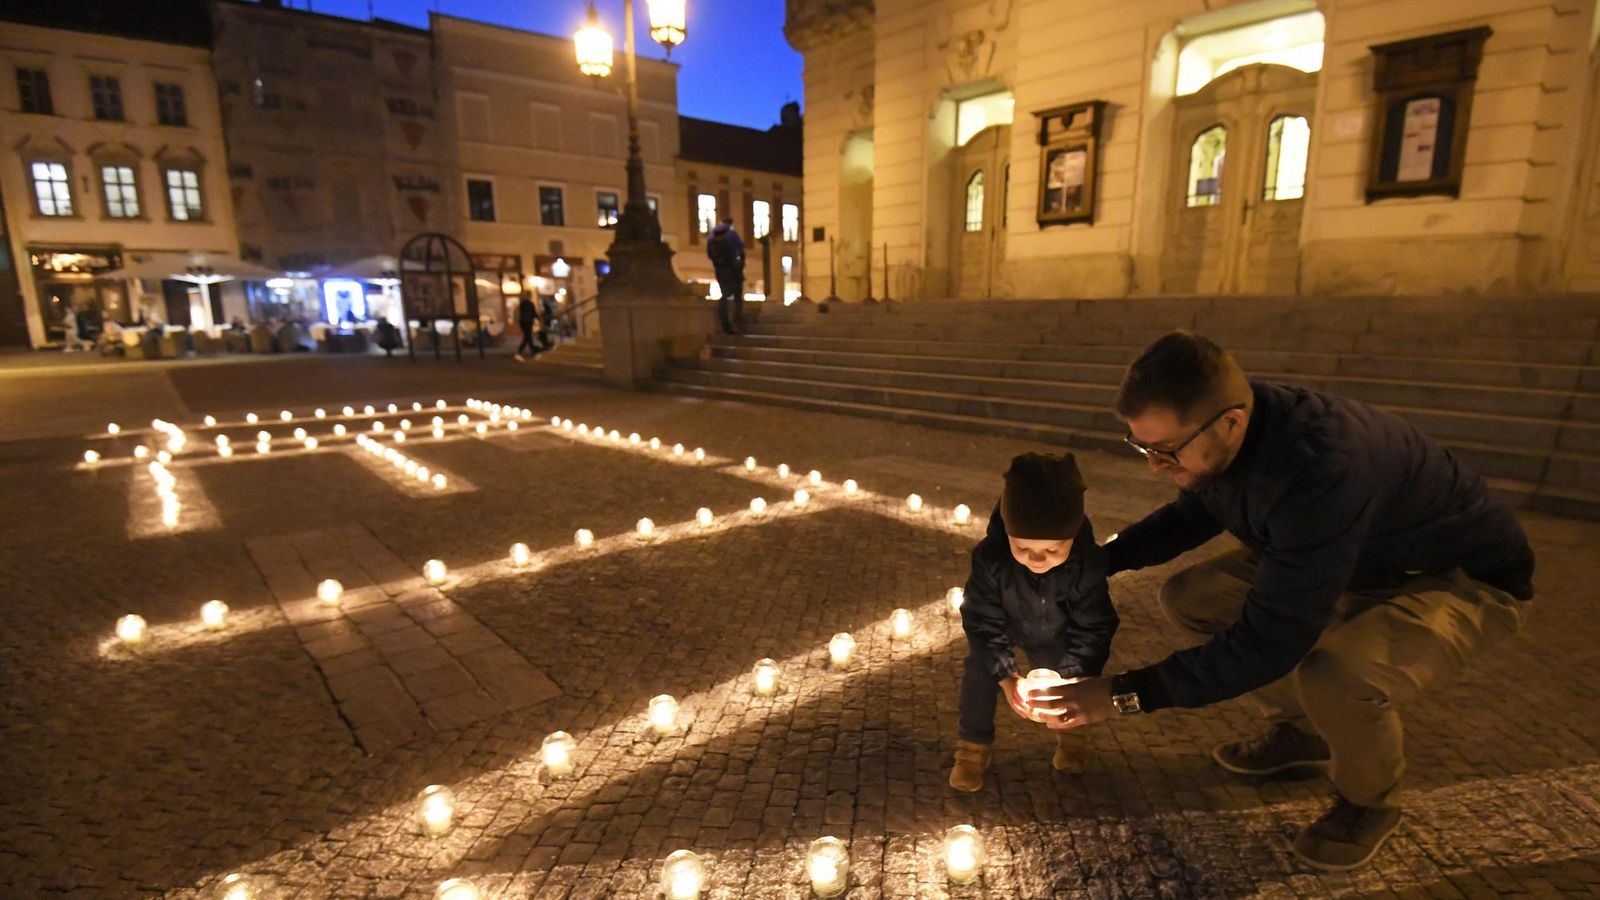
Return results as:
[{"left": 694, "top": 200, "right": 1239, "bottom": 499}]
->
[{"left": 3, "top": 355, "right": 1599, "bottom": 899}]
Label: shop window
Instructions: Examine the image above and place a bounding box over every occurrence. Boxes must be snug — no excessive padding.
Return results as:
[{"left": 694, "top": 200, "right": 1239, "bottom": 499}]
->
[
  {"left": 781, "top": 203, "right": 800, "bottom": 242},
  {"left": 1186, "top": 125, "right": 1226, "bottom": 207},
  {"left": 752, "top": 200, "right": 770, "bottom": 239},
  {"left": 29, "top": 161, "right": 72, "bottom": 216},
  {"left": 101, "top": 165, "right": 140, "bottom": 218},
  {"left": 90, "top": 75, "right": 123, "bottom": 121},
  {"left": 539, "top": 185, "right": 565, "bottom": 226},
  {"left": 16, "top": 68, "right": 52, "bottom": 115},
  {"left": 466, "top": 179, "right": 495, "bottom": 221},
  {"left": 964, "top": 171, "right": 984, "bottom": 232},
  {"left": 696, "top": 192, "right": 717, "bottom": 234},
  {"left": 165, "top": 167, "right": 204, "bottom": 220},
  {"left": 155, "top": 83, "right": 187, "bottom": 126},
  {"left": 1262, "top": 115, "right": 1309, "bottom": 201},
  {"left": 596, "top": 191, "right": 620, "bottom": 228}
]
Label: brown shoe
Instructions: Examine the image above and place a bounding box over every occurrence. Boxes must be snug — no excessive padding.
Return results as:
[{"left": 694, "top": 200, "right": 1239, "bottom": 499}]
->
[
  {"left": 1292, "top": 794, "right": 1402, "bottom": 870},
  {"left": 1212, "top": 722, "right": 1331, "bottom": 776},
  {"left": 948, "top": 739, "right": 991, "bottom": 792},
  {"left": 1051, "top": 732, "right": 1087, "bottom": 774}
]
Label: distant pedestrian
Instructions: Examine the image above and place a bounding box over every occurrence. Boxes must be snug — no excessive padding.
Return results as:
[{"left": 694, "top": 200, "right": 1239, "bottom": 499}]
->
[
  {"left": 515, "top": 295, "right": 540, "bottom": 361},
  {"left": 60, "top": 305, "right": 91, "bottom": 352},
  {"left": 707, "top": 215, "right": 746, "bottom": 335}
]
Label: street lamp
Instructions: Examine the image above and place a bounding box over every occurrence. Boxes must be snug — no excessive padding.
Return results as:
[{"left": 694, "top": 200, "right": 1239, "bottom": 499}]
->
[{"left": 573, "top": 0, "right": 686, "bottom": 295}]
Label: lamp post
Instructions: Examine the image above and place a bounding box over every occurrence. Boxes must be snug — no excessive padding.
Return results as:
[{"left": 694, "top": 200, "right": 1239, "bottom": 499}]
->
[{"left": 574, "top": 0, "right": 687, "bottom": 296}]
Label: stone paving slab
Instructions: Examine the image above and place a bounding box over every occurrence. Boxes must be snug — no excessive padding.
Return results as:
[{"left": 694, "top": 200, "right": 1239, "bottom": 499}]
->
[{"left": 245, "top": 524, "right": 561, "bottom": 755}]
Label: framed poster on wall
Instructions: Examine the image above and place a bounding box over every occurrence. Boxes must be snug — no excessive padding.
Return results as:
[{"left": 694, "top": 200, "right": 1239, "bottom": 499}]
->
[
  {"left": 1365, "top": 27, "right": 1491, "bottom": 201},
  {"left": 1032, "top": 100, "right": 1107, "bottom": 227}
]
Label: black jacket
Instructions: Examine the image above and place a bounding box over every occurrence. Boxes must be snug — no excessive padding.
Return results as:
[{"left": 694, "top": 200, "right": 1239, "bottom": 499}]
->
[
  {"left": 962, "top": 506, "right": 1119, "bottom": 680},
  {"left": 516, "top": 297, "right": 537, "bottom": 327},
  {"left": 1108, "top": 381, "right": 1536, "bottom": 712}
]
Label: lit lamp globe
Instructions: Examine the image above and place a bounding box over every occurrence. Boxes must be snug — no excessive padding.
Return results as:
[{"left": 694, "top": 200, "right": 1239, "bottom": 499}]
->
[
  {"left": 807, "top": 836, "right": 850, "bottom": 898},
  {"left": 828, "top": 632, "right": 856, "bottom": 666},
  {"left": 751, "top": 658, "right": 781, "bottom": 696},
  {"left": 510, "top": 542, "right": 532, "bottom": 567},
  {"left": 433, "top": 878, "right": 481, "bottom": 900},
  {"left": 541, "top": 730, "right": 578, "bottom": 778},
  {"left": 200, "top": 600, "right": 230, "bottom": 630},
  {"left": 415, "top": 784, "right": 456, "bottom": 837},
  {"left": 943, "top": 824, "right": 986, "bottom": 885},
  {"left": 575, "top": 528, "right": 595, "bottom": 549},
  {"left": 574, "top": 6, "right": 615, "bottom": 78},
  {"left": 116, "top": 614, "right": 148, "bottom": 644},
  {"left": 660, "top": 849, "right": 706, "bottom": 900},
  {"left": 890, "top": 608, "right": 914, "bottom": 641},
  {"left": 636, "top": 517, "right": 656, "bottom": 540},
  {"left": 696, "top": 507, "right": 714, "bottom": 527},
  {"left": 423, "top": 559, "right": 448, "bottom": 585},
  {"left": 953, "top": 503, "right": 972, "bottom": 525},
  {"left": 648, "top": 693, "right": 679, "bottom": 736},
  {"left": 947, "top": 586, "right": 965, "bottom": 615},
  {"left": 317, "top": 579, "right": 344, "bottom": 606},
  {"left": 647, "top": 0, "right": 687, "bottom": 51}
]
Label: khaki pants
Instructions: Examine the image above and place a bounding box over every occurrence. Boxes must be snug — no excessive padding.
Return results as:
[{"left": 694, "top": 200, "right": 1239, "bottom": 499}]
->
[{"left": 1159, "top": 548, "right": 1529, "bottom": 807}]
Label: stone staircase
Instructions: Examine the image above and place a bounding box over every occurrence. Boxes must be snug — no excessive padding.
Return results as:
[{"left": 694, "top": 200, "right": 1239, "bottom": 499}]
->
[
  {"left": 530, "top": 335, "right": 604, "bottom": 380},
  {"left": 652, "top": 296, "right": 1600, "bottom": 520}
]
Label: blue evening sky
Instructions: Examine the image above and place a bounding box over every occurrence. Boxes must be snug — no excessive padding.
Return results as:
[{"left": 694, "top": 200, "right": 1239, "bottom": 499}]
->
[{"left": 301, "top": 0, "right": 803, "bottom": 129}]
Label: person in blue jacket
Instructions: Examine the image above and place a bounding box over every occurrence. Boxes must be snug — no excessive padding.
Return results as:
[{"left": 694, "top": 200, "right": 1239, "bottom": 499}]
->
[
  {"left": 1027, "top": 331, "right": 1535, "bottom": 871},
  {"left": 706, "top": 215, "right": 746, "bottom": 335},
  {"left": 950, "top": 451, "right": 1119, "bottom": 791}
]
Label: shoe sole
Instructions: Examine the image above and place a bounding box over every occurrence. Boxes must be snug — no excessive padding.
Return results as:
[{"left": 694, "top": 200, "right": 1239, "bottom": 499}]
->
[
  {"left": 1290, "top": 815, "right": 1401, "bottom": 871},
  {"left": 1211, "top": 747, "right": 1332, "bottom": 777}
]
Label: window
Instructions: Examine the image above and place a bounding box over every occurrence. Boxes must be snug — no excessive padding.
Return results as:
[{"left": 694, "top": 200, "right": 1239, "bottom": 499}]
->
[
  {"left": 781, "top": 203, "right": 800, "bottom": 242},
  {"left": 596, "top": 191, "right": 620, "bottom": 228},
  {"left": 165, "top": 168, "right": 204, "bottom": 220},
  {"left": 16, "top": 68, "right": 52, "bottom": 115},
  {"left": 1185, "top": 125, "right": 1227, "bottom": 207},
  {"left": 466, "top": 179, "right": 495, "bottom": 221},
  {"left": 697, "top": 193, "right": 717, "bottom": 234},
  {"left": 752, "top": 200, "right": 770, "bottom": 239},
  {"left": 1262, "top": 115, "right": 1310, "bottom": 201},
  {"left": 101, "top": 165, "right": 140, "bottom": 218},
  {"left": 539, "top": 185, "right": 565, "bottom": 226},
  {"left": 964, "top": 171, "right": 984, "bottom": 232},
  {"left": 155, "top": 83, "right": 187, "bottom": 126},
  {"left": 29, "top": 161, "right": 72, "bottom": 216},
  {"left": 90, "top": 75, "right": 124, "bottom": 121}
]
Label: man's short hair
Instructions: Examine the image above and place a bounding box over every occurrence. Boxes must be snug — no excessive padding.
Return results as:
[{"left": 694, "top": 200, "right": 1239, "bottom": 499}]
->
[{"left": 1115, "top": 330, "right": 1251, "bottom": 421}]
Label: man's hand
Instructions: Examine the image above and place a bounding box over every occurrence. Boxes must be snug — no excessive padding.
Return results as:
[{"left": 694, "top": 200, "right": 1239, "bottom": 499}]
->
[
  {"left": 1024, "top": 676, "right": 1115, "bottom": 730},
  {"left": 999, "top": 675, "right": 1030, "bottom": 720}
]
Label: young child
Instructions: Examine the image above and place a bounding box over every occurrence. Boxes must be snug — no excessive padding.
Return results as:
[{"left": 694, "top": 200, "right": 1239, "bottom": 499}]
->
[{"left": 950, "top": 451, "right": 1119, "bottom": 791}]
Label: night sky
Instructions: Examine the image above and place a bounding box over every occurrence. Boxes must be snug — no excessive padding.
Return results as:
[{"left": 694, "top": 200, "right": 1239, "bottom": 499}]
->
[{"left": 304, "top": 0, "right": 803, "bottom": 129}]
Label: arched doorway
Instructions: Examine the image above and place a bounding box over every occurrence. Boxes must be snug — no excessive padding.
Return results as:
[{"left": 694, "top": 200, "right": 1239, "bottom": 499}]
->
[
  {"left": 950, "top": 124, "right": 1010, "bottom": 299},
  {"left": 1161, "top": 63, "right": 1315, "bottom": 294}
]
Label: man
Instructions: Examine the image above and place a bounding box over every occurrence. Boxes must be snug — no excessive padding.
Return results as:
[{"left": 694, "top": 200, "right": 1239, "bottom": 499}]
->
[
  {"left": 514, "top": 294, "right": 541, "bottom": 361},
  {"left": 706, "top": 215, "right": 746, "bottom": 335},
  {"left": 1026, "top": 331, "right": 1534, "bottom": 871}
]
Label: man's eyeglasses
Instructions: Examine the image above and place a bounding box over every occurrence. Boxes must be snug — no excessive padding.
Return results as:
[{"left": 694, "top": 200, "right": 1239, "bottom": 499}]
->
[{"left": 1124, "top": 403, "right": 1246, "bottom": 467}]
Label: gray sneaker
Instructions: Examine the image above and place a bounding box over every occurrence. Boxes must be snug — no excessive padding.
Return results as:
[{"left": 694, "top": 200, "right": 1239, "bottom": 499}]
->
[
  {"left": 1292, "top": 794, "right": 1402, "bottom": 870},
  {"left": 1212, "top": 722, "right": 1331, "bottom": 776}
]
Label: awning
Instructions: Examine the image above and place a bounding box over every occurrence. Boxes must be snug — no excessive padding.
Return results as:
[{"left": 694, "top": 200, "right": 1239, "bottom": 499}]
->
[
  {"left": 324, "top": 254, "right": 400, "bottom": 280},
  {"left": 104, "top": 251, "right": 281, "bottom": 284}
]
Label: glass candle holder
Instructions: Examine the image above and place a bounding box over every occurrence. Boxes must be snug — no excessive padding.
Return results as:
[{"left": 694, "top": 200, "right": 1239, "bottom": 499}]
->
[
  {"left": 953, "top": 503, "right": 972, "bottom": 525},
  {"left": 660, "top": 849, "right": 706, "bottom": 899},
  {"left": 749, "top": 497, "right": 767, "bottom": 515},
  {"left": 636, "top": 517, "right": 656, "bottom": 540},
  {"left": 944, "top": 824, "right": 985, "bottom": 885},
  {"left": 808, "top": 469, "right": 822, "bottom": 486},
  {"left": 751, "top": 658, "right": 781, "bottom": 696},
  {"left": 890, "top": 608, "right": 913, "bottom": 641},
  {"left": 575, "top": 528, "right": 595, "bottom": 549},
  {"left": 807, "top": 836, "right": 849, "bottom": 897},
  {"left": 433, "top": 878, "right": 481, "bottom": 900},
  {"left": 828, "top": 632, "right": 856, "bottom": 666},
  {"left": 744, "top": 456, "right": 756, "bottom": 471},
  {"left": 423, "top": 559, "right": 448, "bottom": 585},
  {"left": 210, "top": 872, "right": 274, "bottom": 900},
  {"left": 947, "top": 586, "right": 965, "bottom": 615},
  {"left": 906, "top": 493, "right": 923, "bottom": 512},
  {"left": 777, "top": 463, "right": 790, "bottom": 478},
  {"left": 318, "top": 579, "right": 344, "bottom": 605},
  {"left": 200, "top": 600, "right": 229, "bottom": 630},
  {"left": 696, "top": 508, "right": 714, "bottom": 527},
  {"left": 116, "top": 614, "right": 147, "bottom": 643},
  {"left": 843, "top": 479, "right": 858, "bottom": 495},
  {"left": 510, "top": 542, "right": 532, "bottom": 567},
  {"left": 541, "top": 731, "right": 577, "bottom": 778},
  {"left": 648, "top": 694, "right": 679, "bottom": 736},
  {"left": 793, "top": 489, "right": 810, "bottom": 507},
  {"left": 416, "top": 784, "right": 456, "bottom": 836}
]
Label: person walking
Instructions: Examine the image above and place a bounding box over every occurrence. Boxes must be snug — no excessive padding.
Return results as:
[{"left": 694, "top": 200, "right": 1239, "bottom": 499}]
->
[
  {"left": 1026, "top": 331, "right": 1535, "bottom": 871},
  {"left": 515, "top": 295, "right": 541, "bottom": 361},
  {"left": 707, "top": 215, "right": 746, "bottom": 335},
  {"left": 60, "top": 305, "right": 91, "bottom": 352}
]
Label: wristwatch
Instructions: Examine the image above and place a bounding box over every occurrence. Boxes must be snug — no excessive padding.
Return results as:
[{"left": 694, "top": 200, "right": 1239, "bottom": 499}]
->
[{"left": 1110, "top": 673, "right": 1143, "bottom": 715}]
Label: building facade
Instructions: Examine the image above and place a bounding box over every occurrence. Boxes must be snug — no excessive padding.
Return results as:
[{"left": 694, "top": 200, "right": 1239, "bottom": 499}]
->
[
  {"left": 788, "top": 0, "right": 1600, "bottom": 301},
  {"left": 211, "top": 0, "right": 451, "bottom": 326},
  {"left": 678, "top": 106, "right": 805, "bottom": 301},
  {"left": 432, "top": 13, "right": 689, "bottom": 333},
  {"left": 0, "top": 17, "right": 237, "bottom": 347}
]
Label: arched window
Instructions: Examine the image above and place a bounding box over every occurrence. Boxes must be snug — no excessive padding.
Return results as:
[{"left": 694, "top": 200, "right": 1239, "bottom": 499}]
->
[
  {"left": 964, "top": 170, "right": 985, "bottom": 232},
  {"left": 1186, "top": 125, "right": 1226, "bottom": 207},
  {"left": 1262, "top": 115, "right": 1310, "bottom": 201}
]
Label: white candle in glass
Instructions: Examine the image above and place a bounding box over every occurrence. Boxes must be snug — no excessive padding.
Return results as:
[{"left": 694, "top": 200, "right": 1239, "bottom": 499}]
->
[
  {"left": 751, "top": 658, "right": 780, "bottom": 696},
  {"left": 828, "top": 632, "right": 856, "bottom": 666},
  {"left": 944, "top": 825, "right": 985, "bottom": 885}
]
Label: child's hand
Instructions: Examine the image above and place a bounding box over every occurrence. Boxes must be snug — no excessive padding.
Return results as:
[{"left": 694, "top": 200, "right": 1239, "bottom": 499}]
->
[{"left": 1000, "top": 675, "right": 1030, "bottom": 720}]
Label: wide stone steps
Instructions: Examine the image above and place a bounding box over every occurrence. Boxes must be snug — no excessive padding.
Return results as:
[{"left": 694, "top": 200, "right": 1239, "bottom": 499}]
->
[{"left": 530, "top": 337, "right": 604, "bottom": 380}]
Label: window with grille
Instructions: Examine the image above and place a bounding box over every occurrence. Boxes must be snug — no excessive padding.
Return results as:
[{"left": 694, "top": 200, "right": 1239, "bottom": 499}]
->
[
  {"left": 165, "top": 168, "right": 204, "bottom": 220},
  {"left": 101, "top": 165, "right": 140, "bottom": 218},
  {"left": 964, "top": 171, "right": 985, "bottom": 232},
  {"left": 155, "top": 83, "right": 187, "bottom": 126},
  {"left": 17, "top": 68, "right": 52, "bottom": 115},
  {"left": 90, "top": 75, "right": 124, "bottom": 121},
  {"left": 30, "top": 161, "right": 72, "bottom": 216}
]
